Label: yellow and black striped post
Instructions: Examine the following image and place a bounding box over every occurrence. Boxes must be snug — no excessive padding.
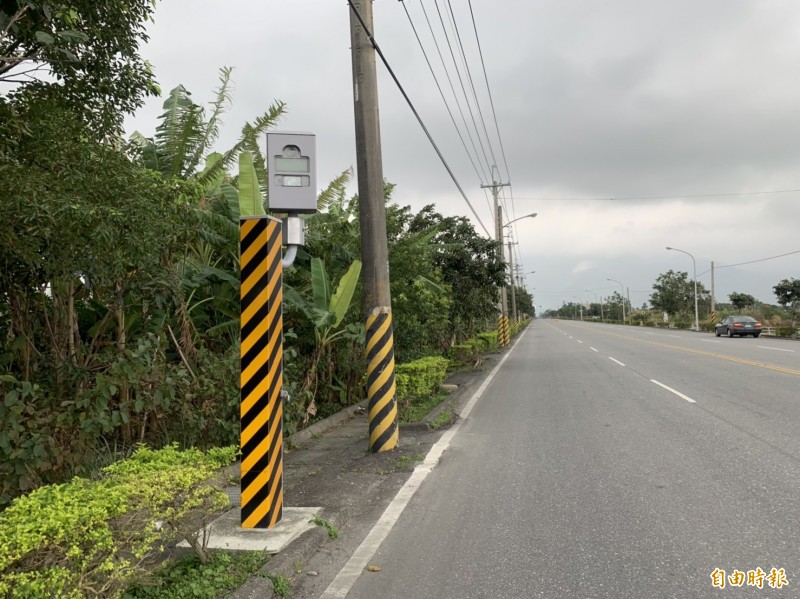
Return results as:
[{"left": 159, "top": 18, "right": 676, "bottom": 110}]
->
[
  {"left": 366, "top": 308, "right": 399, "bottom": 452},
  {"left": 239, "top": 216, "right": 284, "bottom": 528},
  {"left": 498, "top": 314, "right": 510, "bottom": 347},
  {"left": 497, "top": 315, "right": 504, "bottom": 347}
]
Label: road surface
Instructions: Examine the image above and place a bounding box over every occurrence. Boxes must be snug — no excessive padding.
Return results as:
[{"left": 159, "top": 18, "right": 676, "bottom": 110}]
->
[{"left": 325, "top": 321, "right": 800, "bottom": 598}]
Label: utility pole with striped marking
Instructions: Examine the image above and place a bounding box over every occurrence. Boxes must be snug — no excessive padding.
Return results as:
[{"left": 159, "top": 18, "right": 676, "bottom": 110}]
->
[
  {"left": 349, "top": 0, "right": 398, "bottom": 453},
  {"left": 239, "top": 215, "right": 284, "bottom": 528},
  {"left": 482, "top": 176, "right": 511, "bottom": 347}
]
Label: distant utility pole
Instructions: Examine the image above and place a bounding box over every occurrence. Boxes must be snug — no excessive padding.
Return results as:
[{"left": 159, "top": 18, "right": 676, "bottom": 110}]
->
[
  {"left": 507, "top": 237, "right": 517, "bottom": 322},
  {"left": 348, "top": 0, "right": 398, "bottom": 453},
  {"left": 481, "top": 175, "right": 511, "bottom": 344},
  {"left": 710, "top": 261, "right": 716, "bottom": 313}
]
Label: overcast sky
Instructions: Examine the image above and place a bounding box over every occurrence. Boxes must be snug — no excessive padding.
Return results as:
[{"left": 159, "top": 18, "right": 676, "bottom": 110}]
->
[{"left": 125, "top": 0, "right": 800, "bottom": 312}]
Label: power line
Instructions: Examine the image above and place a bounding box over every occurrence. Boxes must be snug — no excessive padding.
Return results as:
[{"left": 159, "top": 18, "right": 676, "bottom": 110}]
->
[
  {"left": 513, "top": 189, "right": 800, "bottom": 202},
  {"left": 415, "top": 0, "right": 490, "bottom": 185},
  {"left": 347, "top": 0, "right": 491, "bottom": 238},
  {"left": 432, "top": 0, "right": 493, "bottom": 177},
  {"left": 444, "top": 0, "right": 499, "bottom": 172},
  {"left": 467, "top": 0, "right": 511, "bottom": 185},
  {"left": 697, "top": 249, "right": 800, "bottom": 276},
  {"left": 400, "top": 0, "right": 487, "bottom": 187}
]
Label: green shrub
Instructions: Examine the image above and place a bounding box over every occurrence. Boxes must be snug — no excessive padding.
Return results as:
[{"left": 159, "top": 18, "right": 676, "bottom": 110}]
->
[
  {"left": 0, "top": 342, "right": 241, "bottom": 508},
  {"left": 775, "top": 326, "right": 798, "bottom": 338},
  {"left": 395, "top": 357, "right": 449, "bottom": 402},
  {"left": 122, "top": 551, "right": 267, "bottom": 599},
  {"left": 447, "top": 343, "right": 478, "bottom": 365},
  {"left": 0, "top": 444, "right": 237, "bottom": 598},
  {"left": 476, "top": 331, "right": 498, "bottom": 350}
]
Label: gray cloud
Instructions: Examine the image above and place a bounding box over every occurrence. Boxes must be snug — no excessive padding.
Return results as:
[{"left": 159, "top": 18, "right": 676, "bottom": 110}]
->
[{"left": 125, "top": 0, "right": 800, "bottom": 310}]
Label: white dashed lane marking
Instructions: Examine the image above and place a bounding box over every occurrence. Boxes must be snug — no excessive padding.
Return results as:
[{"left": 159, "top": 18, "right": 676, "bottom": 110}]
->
[{"left": 651, "top": 379, "right": 697, "bottom": 403}]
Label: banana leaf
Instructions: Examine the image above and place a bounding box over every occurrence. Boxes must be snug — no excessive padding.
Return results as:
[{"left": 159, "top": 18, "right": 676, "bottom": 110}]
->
[{"left": 329, "top": 260, "right": 361, "bottom": 328}]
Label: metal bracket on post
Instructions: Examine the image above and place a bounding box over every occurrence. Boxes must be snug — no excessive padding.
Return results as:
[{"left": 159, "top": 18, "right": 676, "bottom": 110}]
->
[{"left": 281, "top": 214, "right": 304, "bottom": 269}]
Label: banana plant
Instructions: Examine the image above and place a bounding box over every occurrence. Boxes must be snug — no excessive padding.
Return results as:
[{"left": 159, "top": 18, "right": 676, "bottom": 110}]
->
[{"left": 284, "top": 257, "right": 363, "bottom": 416}]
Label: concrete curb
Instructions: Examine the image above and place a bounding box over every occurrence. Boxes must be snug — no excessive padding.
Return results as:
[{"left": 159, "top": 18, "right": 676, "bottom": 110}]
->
[
  {"left": 230, "top": 524, "right": 330, "bottom": 598},
  {"left": 287, "top": 399, "right": 369, "bottom": 446},
  {"left": 229, "top": 334, "right": 525, "bottom": 598}
]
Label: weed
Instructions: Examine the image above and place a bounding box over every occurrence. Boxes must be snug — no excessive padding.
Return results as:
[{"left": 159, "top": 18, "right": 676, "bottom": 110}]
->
[
  {"left": 309, "top": 515, "right": 341, "bottom": 539},
  {"left": 267, "top": 574, "right": 292, "bottom": 597},
  {"left": 123, "top": 551, "right": 268, "bottom": 598},
  {"left": 397, "top": 454, "right": 424, "bottom": 470},
  {"left": 430, "top": 409, "right": 456, "bottom": 430},
  {"left": 293, "top": 559, "right": 303, "bottom": 574},
  {"left": 400, "top": 392, "right": 448, "bottom": 423}
]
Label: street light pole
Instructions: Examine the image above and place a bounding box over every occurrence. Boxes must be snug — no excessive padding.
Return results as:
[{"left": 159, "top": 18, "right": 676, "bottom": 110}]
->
[
  {"left": 507, "top": 237, "right": 517, "bottom": 322},
  {"left": 502, "top": 213, "right": 537, "bottom": 324},
  {"left": 666, "top": 246, "right": 700, "bottom": 332},
  {"left": 606, "top": 278, "right": 626, "bottom": 324}
]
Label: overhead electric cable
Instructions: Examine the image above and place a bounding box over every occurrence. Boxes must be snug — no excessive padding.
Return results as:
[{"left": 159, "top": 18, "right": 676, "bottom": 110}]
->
[
  {"left": 432, "top": 0, "right": 493, "bottom": 176},
  {"left": 697, "top": 250, "right": 800, "bottom": 276},
  {"left": 401, "top": 1, "right": 487, "bottom": 186},
  {"left": 347, "top": 0, "right": 492, "bottom": 237},
  {"left": 513, "top": 189, "right": 800, "bottom": 201},
  {"left": 417, "top": 0, "right": 490, "bottom": 184},
  {"left": 444, "top": 0, "right": 499, "bottom": 170},
  {"left": 467, "top": 0, "right": 511, "bottom": 184}
]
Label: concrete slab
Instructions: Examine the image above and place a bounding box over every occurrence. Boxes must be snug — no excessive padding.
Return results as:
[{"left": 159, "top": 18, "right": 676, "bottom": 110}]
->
[{"left": 178, "top": 506, "right": 323, "bottom": 553}]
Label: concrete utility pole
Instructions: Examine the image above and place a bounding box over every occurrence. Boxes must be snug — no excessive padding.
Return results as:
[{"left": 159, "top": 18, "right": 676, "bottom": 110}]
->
[
  {"left": 481, "top": 177, "right": 510, "bottom": 344},
  {"left": 349, "top": 0, "right": 398, "bottom": 453},
  {"left": 711, "top": 261, "right": 716, "bottom": 313},
  {"left": 507, "top": 238, "right": 517, "bottom": 322}
]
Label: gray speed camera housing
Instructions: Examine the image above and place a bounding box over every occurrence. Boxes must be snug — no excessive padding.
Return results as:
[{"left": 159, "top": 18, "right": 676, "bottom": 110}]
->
[{"left": 266, "top": 132, "right": 316, "bottom": 213}]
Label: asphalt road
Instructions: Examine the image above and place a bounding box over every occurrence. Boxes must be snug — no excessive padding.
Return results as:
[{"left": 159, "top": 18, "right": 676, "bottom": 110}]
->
[{"left": 338, "top": 321, "right": 800, "bottom": 598}]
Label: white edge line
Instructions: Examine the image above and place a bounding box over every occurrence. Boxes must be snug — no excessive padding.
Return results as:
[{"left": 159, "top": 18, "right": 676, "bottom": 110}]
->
[
  {"left": 319, "top": 328, "right": 526, "bottom": 598},
  {"left": 650, "top": 379, "right": 697, "bottom": 403},
  {"left": 590, "top": 347, "right": 599, "bottom": 352},
  {"left": 609, "top": 357, "right": 626, "bottom": 367},
  {"left": 758, "top": 346, "right": 794, "bottom": 353},
  {"left": 577, "top": 340, "right": 584, "bottom": 344}
]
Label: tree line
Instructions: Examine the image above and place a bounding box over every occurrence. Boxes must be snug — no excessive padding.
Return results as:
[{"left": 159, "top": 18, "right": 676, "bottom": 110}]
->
[{"left": 547, "top": 270, "right": 800, "bottom": 330}]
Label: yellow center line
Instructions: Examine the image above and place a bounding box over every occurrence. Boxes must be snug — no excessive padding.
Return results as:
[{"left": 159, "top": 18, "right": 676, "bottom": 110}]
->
[{"left": 598, "top": 330, "right": 800, "bottom": 376}]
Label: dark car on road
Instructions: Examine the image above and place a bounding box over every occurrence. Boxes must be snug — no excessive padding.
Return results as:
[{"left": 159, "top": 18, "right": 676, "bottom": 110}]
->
[{"left": 715, "top": 315, "right": 762, "bottom": 338}]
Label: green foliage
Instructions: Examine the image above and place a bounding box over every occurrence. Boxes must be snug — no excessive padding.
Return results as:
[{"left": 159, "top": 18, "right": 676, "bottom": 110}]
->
[
  {"left": 385, "top": 203, "right": 452, "bottom": 361},
  {"left": 476, "top": 331, "right": 499, "bottom": 350},
  {"left": 309, "top": 516, "right": 341, "bottom": 540},
  {"left": 0, "top": 445, "right": 236, "bottom": 598},
  {"left": 448, "top": 331, "right": 499, "bottom": 365},
  {"left": 1, "top": 0, "right": 160, "bottom": 134},
  {"left": 650, "top": 270, "right": 710, "bottom": 318},
  {"left": 238, "top": 151, "right": 264, "bottom": 217},
  {"left": 400, "top": 392, "right": 449, "bottom": 424},
  {"left": 773, "top": 278, "right": 800, "bottom": 312},
  {"left": 728, "top": 292, "right": 757, "bottom": 311},
  {"left": 405, "top": 205, "right": 505, "bottom": 343},
  {"left": 775, "top": 326, "right": 798, "bottom": 338},
  {"left": 267, "top": 574, "right": 292, "bottom": 597},
  {"left": 429, "top": 409, "right": 456, "bottom": 430},
  {"left": 394, "top": 357, "right": 449, "bottom": 402},
  {"left": 284, "top": 258, "right": 364, "bottom": 424},
  {"left": 123, "top": 551, "right": 268, "bottom": 599}
]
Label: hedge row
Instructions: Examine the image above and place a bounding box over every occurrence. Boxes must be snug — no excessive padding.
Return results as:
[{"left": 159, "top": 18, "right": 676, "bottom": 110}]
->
[
  {"left": 448, "top": 331, "right": 499, "bottom": 364},
  {"left": 0, "top": 445, "right": 237, "bottom": 598},
  {"left": 395, "top": 356, "right": 450, "bottom": 401}
]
